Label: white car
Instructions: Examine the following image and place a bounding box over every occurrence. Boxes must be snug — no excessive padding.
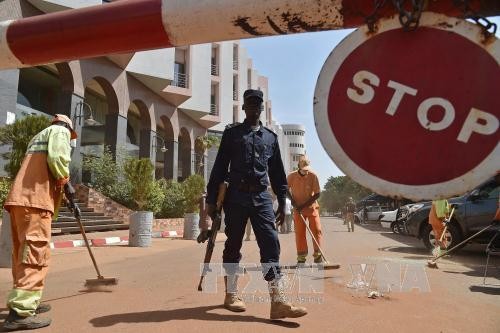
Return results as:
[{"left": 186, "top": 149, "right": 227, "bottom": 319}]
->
[
  {"left": 380, "top": 204, "right": 424, "bottom": 233},
  {"left": 354, "top": 205, "right": 391, "bottom": 224}
]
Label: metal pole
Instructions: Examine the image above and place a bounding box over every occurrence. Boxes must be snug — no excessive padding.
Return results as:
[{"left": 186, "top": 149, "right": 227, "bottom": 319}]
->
[{"left": 0, "top": 0, "right": 498, "bottom": 69}]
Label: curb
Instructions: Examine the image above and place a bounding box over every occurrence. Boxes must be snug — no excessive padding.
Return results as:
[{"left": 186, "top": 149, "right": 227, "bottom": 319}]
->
[
  {"left": 152, "top": 231, "right": 183, "bottom": 238},
  {"left": 50, "top": 236, "right": 129, "bottom": 249},
  {"left": 49, "top": 231, "right": 183, "bottom": 249}
]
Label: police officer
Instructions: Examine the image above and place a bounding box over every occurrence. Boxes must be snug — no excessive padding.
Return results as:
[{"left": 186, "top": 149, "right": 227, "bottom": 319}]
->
[{"left": 202, "top": 89, "right": 307, "bottom": 320}]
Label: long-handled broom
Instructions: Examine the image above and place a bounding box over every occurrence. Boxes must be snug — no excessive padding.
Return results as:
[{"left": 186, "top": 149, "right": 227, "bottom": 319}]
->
[
  {"left": 70, "top": 203, "right": 118, "bottom": 287},
  {"left": 430, "top": 207, "right": 455, "bottom": 258},
  {"left": 286, "top": 190, "right": 340, "bottom": 270},
  {"left": 295, "top": 212, "right": 340, "bottom": 270},
  {"left": 427, "top": 222, "right": 497, "bottom": 269}
]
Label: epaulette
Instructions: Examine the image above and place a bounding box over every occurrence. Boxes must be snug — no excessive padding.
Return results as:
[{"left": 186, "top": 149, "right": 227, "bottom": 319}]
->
[
  {"left": 225, "top": 122, "right": 242, "bottom": 130},
  {"left": 262, "top": 126, "right": 278, "bottom": 136}
]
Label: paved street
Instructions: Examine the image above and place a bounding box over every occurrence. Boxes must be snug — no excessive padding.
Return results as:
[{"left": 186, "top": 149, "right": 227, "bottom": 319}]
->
[{"left": 0, "top": 217, "right": 499, "bottom": 333}]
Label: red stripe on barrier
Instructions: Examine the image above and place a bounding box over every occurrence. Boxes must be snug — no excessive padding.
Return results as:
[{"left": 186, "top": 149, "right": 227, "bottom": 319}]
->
[
  {"left": 7, "top": 0, "right": 171, "bottom": 66},
  {"left": 52, "top": 241, "right": 75, "bottom": 249},
  {"left": 90, "top": 239, "right": 107, "bottom": 247}
]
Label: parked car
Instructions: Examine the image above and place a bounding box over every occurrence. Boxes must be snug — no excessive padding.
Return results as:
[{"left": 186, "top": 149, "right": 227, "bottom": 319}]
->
[
  {"left": 380, "top": 204, "right": 423, "bottom": 234},
  {"left": 405, "top": 177, "right": 499, "bottom": 250},
  {"left": 355, "top": 205, "right": 391, "bottom": 224}
]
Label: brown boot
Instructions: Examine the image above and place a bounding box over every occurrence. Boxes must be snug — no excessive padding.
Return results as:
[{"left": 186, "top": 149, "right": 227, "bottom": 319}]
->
[
  {"left": 268, "top": 278, "right": 307, "bottom": 320},
  {"left": 223, "top": 276, "right": 246, "bottom": 312}
]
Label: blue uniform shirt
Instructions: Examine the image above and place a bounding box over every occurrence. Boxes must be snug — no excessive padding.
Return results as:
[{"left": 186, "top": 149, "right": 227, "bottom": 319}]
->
[{"left": 207, "top": 121, "right": 287, "bottom": 208}]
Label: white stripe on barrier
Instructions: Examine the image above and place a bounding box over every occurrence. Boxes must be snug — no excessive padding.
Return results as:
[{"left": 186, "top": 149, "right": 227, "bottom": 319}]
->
[
  {"left": 0, "top": 20, "right": 24, "bottom": 69},
  {"left": 106, "top": 237, "right": 121, "bottom": 244}
]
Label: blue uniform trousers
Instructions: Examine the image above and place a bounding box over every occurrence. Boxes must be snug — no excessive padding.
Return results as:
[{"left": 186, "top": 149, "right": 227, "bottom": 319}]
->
[{"left": 223, "top": 201, "right": 281, "bottom": 281}]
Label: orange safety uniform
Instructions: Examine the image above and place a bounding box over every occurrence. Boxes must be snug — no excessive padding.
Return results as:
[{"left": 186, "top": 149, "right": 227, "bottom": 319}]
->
[
  {"left": 428, "top": 199, "right": 450, "bottom": 249},
  {"left": 287, "top": 169, "right": 322, "bottom": 262},
  {"left": 4, "top": 116, "right": 74, "bottom": 318}
]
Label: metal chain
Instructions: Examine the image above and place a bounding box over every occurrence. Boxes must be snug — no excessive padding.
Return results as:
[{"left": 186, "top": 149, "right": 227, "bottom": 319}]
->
[
  {"left": 365, "top": 0, "right": 388, "bottom": 33},
  {"left": 392, "top": 0, "right": 425, "bottom": 31},
  {"left": 453, "top": 0, "right": 497, "bottom": 36}
]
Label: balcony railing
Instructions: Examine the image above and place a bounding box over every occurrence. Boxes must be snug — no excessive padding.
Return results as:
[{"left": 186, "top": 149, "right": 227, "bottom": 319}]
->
[
  {"left": 233, "top": 90, "right": 238, "bottom": 101},
  {"left": 233, "top": 60, "right": 238, "bottom": 70},
  {"left": 210, "top": 104, "right": 218, "bottom": 116},
  {"left": 172, "top": 72, "right": 187, "bottom": 88},
  {"left": 211, "top": 64, "right": 219, "bottom": 76}
]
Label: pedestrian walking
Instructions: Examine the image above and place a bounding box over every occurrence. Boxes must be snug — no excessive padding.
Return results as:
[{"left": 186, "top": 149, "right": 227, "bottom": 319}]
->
[
  {"left": 201, "top": 89, "right": 307, "bottom": 320},
  {"left": 287, "top": 156, "right": 323, "bottom": 264},
  {"left": 2, "top": 114, "right": 77, "bottom": 331},
  {"left": 345, "top": 197, "right": 356, "bottom": 232}
]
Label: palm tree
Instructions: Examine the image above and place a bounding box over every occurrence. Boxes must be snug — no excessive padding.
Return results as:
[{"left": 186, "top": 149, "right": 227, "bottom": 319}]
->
[{"left": 194, "top": 135, "right": 220, "bottom": 175}]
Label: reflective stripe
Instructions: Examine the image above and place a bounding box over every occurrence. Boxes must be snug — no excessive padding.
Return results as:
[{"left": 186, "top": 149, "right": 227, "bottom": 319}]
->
[{"left": 7, "top": 289, "right": 42, "bottom": 317}]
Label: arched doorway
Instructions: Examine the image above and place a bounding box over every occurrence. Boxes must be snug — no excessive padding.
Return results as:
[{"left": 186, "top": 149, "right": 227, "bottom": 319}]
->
[
  {"left": 159, "top": 116, "right": 176, "bottom": 180},
  {"left": 81, "top": 77, "right": 118, "bottom": 183},
  {"left": 178, "top": 127, "right": 192, "bottom": 181},
  {"left": 126, "top": 100, "right": 150, "bottom": 159}
]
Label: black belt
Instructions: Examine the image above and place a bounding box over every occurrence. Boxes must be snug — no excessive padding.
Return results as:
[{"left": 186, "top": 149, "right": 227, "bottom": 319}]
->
[{"left": 236, "top": 183, "right": 266, "bottom": 193}]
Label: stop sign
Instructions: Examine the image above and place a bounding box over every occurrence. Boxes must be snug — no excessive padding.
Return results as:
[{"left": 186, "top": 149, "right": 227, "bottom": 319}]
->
[{"left": 314, "top": 13, "right": 500, "bottom": 200}]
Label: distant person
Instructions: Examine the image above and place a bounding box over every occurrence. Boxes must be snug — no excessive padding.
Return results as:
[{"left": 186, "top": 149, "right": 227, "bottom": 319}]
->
[
  {"left": 287, "top": 156, "right": 323, "bottom": 264},
  {"left": 362, "top": 205, "right": 368, "bottom": 224},
  {"left": 345, "top": 197, "right": 356, "bottom": 232}
]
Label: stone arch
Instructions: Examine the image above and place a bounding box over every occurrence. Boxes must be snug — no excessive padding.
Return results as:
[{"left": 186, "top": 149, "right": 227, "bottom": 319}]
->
[
  {"left": 81, "top": 76, "right": 120, "bottom": 184},
  {"left": 126, "top": 99, "right": 151, "bottom": 159}
]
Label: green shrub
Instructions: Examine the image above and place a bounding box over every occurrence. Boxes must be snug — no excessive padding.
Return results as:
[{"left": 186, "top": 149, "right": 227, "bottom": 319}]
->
[
  {"left": 146, "top": 179, "right": 166, "bottom": 215},
  {"left": 158, "top": 179, "right": 185, "bottom": 218},
  {"left": 0, "top": 178, "right": 12, "bottom": 216},
  {"left": 123, "top": 158, "right": 155, "bottom": 211},
  {"left": 0, "top": 115, "right": 51, "bottom": 178},
  {"left": 181, "top": 174, "right": 205, "bottom": 214},
  {"left": 82, "top": 148, "right": 120, "bottom": 195}
]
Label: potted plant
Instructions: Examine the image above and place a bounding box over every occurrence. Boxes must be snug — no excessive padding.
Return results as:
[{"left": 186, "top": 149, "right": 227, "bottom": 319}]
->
[
  {"left": 181, "top": 174, "right": 205, "bottom": 240},
  {"left": 124, "top": 158, "right": 155, "bottom": 247}
]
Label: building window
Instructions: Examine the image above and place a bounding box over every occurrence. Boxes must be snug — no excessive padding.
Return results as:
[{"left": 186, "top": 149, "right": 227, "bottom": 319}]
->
[
  {"left": 173, "top": 48, "right": 188, "bottom": 88},
  {"left": 233, "top": 44, "right": 239, "bottom": 70},
  {"left": 210, "top": 83, "right": 219, "bottom": 116},
  {"left": 233, "top": 75, "right": 238, "bottom": 101},
  {"left": 211, "top": 45, "right": 219, "bottom": 76},
  {"left": 247, "top": 69, "right": 252, "bottom": 89}
]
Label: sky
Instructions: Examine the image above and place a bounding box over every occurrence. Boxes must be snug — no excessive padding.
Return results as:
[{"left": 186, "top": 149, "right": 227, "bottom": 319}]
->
[{"left": 241, "top": 16, "right": 500, "bottom": 190}]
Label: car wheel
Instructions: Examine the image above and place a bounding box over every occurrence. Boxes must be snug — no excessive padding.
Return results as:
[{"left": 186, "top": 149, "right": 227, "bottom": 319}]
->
[
  {"left": 422, "top": 223, "right": 462, "bottom": 251},
  {"left": 391, "top": 222, "right": 399, "bottom": 234}
]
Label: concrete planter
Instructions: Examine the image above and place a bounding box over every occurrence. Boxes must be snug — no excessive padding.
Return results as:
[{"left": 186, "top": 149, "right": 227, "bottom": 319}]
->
[
  {"left": 183, "top": 213, "right": 200, "bottom": 240},
  {"left": 129, "top": 211, "right": 153, "bottom": 247}
]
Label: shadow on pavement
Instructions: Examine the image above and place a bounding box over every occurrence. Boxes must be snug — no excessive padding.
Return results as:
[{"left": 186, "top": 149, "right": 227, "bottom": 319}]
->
[
  {"left": 469, "top": 285, "right": 500, "bottom": 295},
  {"left": 89, "top": 305, "right": 301, "bottom": 328}
]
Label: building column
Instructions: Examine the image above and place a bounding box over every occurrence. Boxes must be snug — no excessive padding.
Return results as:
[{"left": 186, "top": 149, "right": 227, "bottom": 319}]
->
[
  {"left": 105, "top": 113, "right": 128, "bottom": 165},
  {"left": 139, "top": 129, "right": 155, "bottom": 165},
  {"left": 67, "top": 93, "right": 84, "bottom": 184},
  {"left": 203, "top": 152, "right": 208, "bottom": 182},
  {"left": 190, "top": 148, "right": 195, "bottom": 176},
  {"left": 164, "top": 140, "right": 178, "bottom": 181}
]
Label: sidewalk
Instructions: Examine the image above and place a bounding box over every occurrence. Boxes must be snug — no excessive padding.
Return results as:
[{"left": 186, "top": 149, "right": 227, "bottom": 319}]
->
[{"left": 51, "top": 229, "right": 184, "bottom": 249}]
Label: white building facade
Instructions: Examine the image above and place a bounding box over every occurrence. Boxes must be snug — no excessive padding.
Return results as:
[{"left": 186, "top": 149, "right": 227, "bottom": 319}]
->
[{"left": 281, "top": 124, "right": 306, "bottom": 173}]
